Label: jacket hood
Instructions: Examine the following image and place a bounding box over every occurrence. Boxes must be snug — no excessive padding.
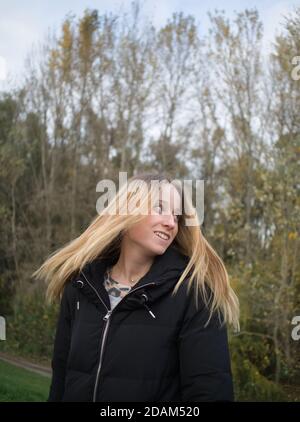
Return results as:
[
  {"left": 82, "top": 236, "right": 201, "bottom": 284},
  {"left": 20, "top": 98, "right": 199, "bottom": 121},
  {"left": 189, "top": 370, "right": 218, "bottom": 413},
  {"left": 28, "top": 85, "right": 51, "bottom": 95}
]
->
[{"left": 72, "top": 245, "right": 191, "bottom": 316}]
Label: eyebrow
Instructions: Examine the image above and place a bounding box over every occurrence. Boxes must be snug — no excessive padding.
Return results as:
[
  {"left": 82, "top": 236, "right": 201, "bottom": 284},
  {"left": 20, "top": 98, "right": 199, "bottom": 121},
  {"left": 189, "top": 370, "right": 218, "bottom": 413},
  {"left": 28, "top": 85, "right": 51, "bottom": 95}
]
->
[{"left": 158, "top": 199, "right": 181, "bottom": 214}]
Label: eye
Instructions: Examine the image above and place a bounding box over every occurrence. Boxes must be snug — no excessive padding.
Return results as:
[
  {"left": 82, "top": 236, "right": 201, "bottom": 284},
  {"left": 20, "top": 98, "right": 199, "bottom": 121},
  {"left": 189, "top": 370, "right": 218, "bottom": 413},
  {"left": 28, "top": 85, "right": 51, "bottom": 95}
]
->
[
  {"left": 154, "top": 203, "right": 179, "bottom": 223},
  {"left": 153, "top": 204, "right": 163, "bottom": 214}
]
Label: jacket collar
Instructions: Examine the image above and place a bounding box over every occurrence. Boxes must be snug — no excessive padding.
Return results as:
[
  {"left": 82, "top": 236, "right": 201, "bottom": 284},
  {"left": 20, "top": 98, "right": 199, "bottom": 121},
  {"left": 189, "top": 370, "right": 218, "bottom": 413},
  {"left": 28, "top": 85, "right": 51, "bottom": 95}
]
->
[{"left": 72, "top": 245, "right": 190, "bottom": 313}]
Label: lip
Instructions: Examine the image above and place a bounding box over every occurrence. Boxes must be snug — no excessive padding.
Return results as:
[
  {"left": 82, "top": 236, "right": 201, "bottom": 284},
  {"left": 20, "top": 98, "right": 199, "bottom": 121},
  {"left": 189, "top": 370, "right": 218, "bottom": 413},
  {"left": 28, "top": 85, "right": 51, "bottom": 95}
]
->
[{"left": 154, "top": 231, "right": 170, "bottom": 242}]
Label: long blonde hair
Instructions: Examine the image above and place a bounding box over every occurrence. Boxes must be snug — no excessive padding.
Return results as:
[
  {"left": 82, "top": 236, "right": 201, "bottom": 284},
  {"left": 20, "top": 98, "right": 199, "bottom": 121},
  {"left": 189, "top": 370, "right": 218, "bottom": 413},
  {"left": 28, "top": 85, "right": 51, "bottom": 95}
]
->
[{"left": 32, "top": 172, "right": 240, "bottom": 331}]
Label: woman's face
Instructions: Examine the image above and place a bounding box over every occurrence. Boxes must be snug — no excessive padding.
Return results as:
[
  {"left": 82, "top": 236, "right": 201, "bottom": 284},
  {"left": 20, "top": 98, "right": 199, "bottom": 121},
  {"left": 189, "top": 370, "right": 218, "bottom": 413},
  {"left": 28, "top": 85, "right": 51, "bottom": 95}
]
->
[{"left": 124, "top": 183, "right": 182, "bottom": 256}]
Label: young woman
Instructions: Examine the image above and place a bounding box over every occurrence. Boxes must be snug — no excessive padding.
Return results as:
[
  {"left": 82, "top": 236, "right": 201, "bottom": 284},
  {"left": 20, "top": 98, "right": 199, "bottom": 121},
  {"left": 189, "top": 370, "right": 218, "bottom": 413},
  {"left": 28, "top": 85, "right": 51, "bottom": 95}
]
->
[{"left": 33, "top": 172, "right": 239, "bottom": 402}]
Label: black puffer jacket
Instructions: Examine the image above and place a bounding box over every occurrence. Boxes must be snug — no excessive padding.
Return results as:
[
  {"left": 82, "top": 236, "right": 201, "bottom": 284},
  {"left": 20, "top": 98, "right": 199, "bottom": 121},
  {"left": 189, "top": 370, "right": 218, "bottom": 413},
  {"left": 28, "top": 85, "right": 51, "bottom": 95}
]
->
[{"left": 48, "top": 245, "right": 234, "bottom": 402}]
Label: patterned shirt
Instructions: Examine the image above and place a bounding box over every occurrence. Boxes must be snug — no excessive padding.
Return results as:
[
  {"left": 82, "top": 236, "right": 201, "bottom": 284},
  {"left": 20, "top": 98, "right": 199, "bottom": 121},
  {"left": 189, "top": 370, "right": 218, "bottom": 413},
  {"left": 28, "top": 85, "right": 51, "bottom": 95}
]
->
[{"left": 103, "top": 269, "right": 132, "bottom": 310}]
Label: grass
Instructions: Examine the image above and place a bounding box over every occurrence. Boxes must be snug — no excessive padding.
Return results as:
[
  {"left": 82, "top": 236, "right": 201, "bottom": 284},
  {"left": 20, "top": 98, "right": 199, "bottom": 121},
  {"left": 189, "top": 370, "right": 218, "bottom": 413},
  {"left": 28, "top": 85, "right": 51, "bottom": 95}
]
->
[{"left": 0, "top": 360, "right": 51, "bottom": 402}]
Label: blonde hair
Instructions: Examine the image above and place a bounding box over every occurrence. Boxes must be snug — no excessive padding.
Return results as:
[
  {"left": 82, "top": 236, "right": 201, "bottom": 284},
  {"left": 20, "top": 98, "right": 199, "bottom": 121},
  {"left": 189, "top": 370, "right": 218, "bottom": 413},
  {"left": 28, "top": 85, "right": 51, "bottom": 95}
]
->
[{"left": 32, "top": 172, "right": 240, "bottom": 332}]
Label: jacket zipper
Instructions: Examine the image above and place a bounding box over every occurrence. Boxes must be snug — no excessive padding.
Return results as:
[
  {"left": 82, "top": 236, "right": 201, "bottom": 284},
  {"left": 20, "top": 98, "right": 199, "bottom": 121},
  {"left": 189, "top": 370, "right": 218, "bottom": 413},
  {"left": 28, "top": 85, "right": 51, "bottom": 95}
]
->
[{"left": 80, "top": 270, "right": 156, "bottom": 402}]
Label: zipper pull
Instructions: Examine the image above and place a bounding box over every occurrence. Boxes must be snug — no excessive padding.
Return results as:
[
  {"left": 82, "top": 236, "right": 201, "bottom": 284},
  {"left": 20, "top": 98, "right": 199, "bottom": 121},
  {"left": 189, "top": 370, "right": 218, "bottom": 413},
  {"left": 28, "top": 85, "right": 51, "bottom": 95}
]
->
[
  {"left": 140, "top": 293, "right": 156, "bottom": 319},
  {"left": 103, "top": 310, "right": 112, "bottom": 321},
  {"left": 144, "top": 303, "right": 156, "bottom": 319},
  {"left": 77, "top": 301, "right": 80, "bottom": 311}
]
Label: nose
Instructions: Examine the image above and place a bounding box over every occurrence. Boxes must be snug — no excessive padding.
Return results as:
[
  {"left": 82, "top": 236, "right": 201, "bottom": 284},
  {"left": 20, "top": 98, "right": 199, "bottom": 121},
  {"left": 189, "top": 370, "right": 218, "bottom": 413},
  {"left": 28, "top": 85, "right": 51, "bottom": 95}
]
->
[{"left": 162, "top": 213, "right": 176, "bottom": 229}]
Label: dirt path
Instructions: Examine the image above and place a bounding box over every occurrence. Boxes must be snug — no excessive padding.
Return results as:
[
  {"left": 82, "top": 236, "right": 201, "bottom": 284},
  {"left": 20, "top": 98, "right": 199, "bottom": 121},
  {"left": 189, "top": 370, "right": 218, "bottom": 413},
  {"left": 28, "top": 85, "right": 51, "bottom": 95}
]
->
[{"left": 0, "top": 352, "right": 52, "bottom": 378}]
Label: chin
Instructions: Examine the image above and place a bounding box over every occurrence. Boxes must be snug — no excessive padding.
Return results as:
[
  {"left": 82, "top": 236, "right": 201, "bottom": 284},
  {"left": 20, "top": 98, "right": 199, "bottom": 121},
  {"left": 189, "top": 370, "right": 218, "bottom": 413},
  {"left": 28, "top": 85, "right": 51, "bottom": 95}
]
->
[
  {"left": 143, "top": 239, "right": 171, "bottom": 256},
  {"left": 142, "top": 243, "right": 163, "bottom": 256},
  {"left": 154, "top": 244, "right": 169, "bottom": 255}
]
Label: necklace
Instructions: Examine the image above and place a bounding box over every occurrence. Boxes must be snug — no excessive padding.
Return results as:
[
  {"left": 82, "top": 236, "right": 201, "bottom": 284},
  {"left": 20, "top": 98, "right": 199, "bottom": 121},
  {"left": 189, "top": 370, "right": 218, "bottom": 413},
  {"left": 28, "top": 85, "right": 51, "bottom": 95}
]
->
[{"left": 107, "top": 266, "right": 139, "bottom": 286}]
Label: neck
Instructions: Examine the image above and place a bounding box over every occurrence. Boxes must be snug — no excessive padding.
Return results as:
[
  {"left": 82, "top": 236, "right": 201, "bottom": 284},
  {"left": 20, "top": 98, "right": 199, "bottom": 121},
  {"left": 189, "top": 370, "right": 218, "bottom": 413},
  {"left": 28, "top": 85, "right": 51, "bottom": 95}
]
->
[{"left": 111, "top": 238, "right": 155, "bottom": 285}]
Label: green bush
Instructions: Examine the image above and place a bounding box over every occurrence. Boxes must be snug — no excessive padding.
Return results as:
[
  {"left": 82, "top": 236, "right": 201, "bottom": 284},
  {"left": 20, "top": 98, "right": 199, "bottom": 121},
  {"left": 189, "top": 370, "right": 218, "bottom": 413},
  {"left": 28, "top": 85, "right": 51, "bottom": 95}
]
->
[
  {"left": 1, "top": 291, "right": 58, "bottom": 362},
  {"left": 230, "top": 335, "right": 286, "bottom": 401}
]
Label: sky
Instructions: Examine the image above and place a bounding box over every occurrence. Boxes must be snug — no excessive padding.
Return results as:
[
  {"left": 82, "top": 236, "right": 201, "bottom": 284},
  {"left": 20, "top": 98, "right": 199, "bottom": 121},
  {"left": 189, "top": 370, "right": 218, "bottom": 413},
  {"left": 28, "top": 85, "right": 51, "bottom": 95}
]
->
[{"left": 0, "top": 0, "right": 299, "bottom": 91}]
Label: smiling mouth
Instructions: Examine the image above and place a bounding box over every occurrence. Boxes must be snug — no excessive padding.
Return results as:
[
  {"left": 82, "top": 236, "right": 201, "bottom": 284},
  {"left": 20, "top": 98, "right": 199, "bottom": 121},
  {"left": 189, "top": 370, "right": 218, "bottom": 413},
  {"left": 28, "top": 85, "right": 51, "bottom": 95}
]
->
[{"left": 154, "top": 231, "right": 170, "bottom": 241}]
